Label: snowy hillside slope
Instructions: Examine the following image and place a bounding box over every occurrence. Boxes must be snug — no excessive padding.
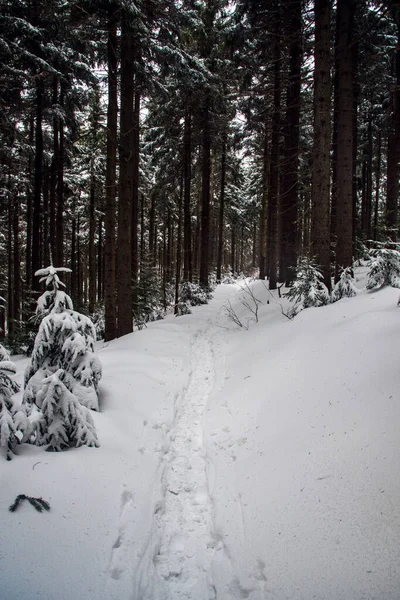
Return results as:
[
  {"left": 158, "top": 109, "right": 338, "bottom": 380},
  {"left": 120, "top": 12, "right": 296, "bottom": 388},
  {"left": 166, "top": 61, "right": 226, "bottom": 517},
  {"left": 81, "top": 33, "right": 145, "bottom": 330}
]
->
[{"left": 1, "top": 270, "right": 399, "bottom": 600}]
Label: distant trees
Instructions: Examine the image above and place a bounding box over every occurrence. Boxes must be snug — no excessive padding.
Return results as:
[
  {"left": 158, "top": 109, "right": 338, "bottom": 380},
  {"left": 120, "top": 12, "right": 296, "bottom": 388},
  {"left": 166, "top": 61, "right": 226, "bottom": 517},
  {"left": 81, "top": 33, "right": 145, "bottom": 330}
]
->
[{"left": 0, "top": 0, "right": 398, "bottom": 347}]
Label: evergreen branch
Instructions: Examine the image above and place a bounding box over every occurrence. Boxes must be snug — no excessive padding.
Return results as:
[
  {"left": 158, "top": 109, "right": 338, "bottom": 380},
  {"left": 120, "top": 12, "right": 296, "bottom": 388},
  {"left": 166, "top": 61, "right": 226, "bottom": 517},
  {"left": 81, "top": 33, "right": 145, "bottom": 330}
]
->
[{"left": 9, "top": 494, "right": 50, "bottom": 513}]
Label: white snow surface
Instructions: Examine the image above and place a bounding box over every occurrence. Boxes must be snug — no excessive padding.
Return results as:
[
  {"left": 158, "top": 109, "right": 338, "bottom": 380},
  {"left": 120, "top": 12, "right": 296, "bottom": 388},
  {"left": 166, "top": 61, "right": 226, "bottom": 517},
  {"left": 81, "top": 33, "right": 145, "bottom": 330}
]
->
[{"left": 1, "top": 268, "right": 400, "bottom": 600}]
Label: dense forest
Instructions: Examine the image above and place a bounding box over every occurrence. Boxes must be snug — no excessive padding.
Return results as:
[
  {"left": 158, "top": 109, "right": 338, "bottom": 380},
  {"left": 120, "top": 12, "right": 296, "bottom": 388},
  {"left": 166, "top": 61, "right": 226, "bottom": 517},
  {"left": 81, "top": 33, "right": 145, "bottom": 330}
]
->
[{"left": 0, "top": 0, "right": 399, "bottom": 347}]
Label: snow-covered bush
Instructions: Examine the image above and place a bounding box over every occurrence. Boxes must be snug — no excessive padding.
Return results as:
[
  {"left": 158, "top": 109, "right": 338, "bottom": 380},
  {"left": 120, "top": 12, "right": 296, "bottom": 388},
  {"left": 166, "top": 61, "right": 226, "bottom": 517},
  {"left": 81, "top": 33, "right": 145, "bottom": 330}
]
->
[
  {"left": 90, "top": 306, "right": 105, "bottom": 341},
  {"left": 23, "top": 266, "right": 101, "bottom": 452},
  {"left": 136, "top": 250, "right": 165, "bottom": 325},
  {"left": 284, "top": 257, "right": 330, "bottom": 316},
  {"left": 366, "top": 248, "right": 400, "bottom": 290},
  {"left": 0, "top": 345, "right": 31, "bottom": 460},
  {"left": 24, "top": 266, "right": 102, "bottom": 413},
  {"left": 34, "top": 266, "right": 73, "bottom": 321},
  {"left": 175, "top": 281, "right": 213, "bottom": 316},
  {"left": 331, "top": 266, "right": 358, "bottom": 302},
  {"left": 35, "top": 370, "right": 99, "bottom": 451}
]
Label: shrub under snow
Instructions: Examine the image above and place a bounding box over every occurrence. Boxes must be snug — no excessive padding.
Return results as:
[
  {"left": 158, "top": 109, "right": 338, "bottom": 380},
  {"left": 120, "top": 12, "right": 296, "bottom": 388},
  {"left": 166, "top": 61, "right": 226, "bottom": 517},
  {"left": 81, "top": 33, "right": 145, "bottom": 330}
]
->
[
  {"left": 366, "top": 247, "right": 400, "bottom": 290},
  {"left": 24, "top": 265, "right": 101, "bottom": 452},
  {"left": 0, "top": 345, "right": 31, "bottom": 460},
  {"left": 284, "top": 257, "right": 330, "bottom": 316},
  {"left": 176, "top": 281, "right": 213, "bottom": 316},
  {"left": 35, "top": 370, "right": 99, "bottom": 451},
  {"left": 331, "top": 266, "right": 358, "bottom": 302}
]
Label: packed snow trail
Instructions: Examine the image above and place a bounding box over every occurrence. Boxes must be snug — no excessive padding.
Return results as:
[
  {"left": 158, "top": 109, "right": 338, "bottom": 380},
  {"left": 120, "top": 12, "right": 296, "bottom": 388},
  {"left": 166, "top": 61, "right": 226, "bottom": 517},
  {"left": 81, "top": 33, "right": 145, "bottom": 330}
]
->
[{"left": 135, "top": 325, "right": 218, "bottom": 599}]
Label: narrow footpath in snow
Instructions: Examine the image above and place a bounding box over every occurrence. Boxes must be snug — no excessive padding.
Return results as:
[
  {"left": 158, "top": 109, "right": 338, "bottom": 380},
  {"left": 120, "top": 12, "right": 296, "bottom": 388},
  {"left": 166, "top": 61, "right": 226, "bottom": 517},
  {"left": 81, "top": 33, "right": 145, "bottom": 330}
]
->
[{"left": 136, "top": 325, "right": 219, "bottom": 599}]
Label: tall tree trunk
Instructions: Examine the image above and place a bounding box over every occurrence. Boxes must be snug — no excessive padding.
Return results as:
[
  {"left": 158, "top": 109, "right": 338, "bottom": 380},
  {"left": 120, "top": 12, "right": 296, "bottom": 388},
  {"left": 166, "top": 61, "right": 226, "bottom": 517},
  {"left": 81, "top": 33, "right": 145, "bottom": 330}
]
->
[
  {"left": 132, "top": 88, "right": 140, "bottom": 311},
  {"left": 98, "top": 217, "right": 103, "bottom": 302},
  {"left": 140, "top": 193, "right": 145, "bottom": 259},
  {"left": 104, "top": 7, "right": 118, "bottom": 341},
  {"left": 183, "top": 104, "right": 192, "bottom": 282},
  {"left": 7, "top": 190, "right": 13, "bottom": 338},
  {"left": 174, "top": 178, "right": 183, "bottom": 315},
  {"left": 88, "top": 169, "right": 96, "bottom": 313},
  {"left": 50, "top": 77, "right": 58, "bottom": 265},
  {"left": 259, "top": 118, "right": 269, "bottom": 280},
  {"left": 56, "top": 83, "right": 64, "bottom": 266},
  {"left": 117, "top": 15, "right": 134, "bottom": 336},
  {"left": 26, "top": 115, "right": 34, "bottom": 292},
  {"left": 13, "top": 195, "right": 20, "bottom": 334},
  {"left": 71, "top": 194, "right": 77, "bottom": 302},
  {"left": 32, "top": 81, "right": 43, "bottom": 290},
  {"left": 386, "top": 10, "right": 400, "bottom": 240},
  {"left": 311, "top": 0, "right": 331, "bottom": 290},
  {"left": 42, "top": 162, "right": 50, "bottom": 266},
  {"left": 268, "top": 10, "right": 282, "bottom": 290},
  {"left": 352, "top": 37, "right": 359, "bottom": 256},
  {"left": 373, "top": 130, "right": 382, "bottom": 241},
  {"left": 280, "top": 0, "right": 302, "bottom": 285},
  {"left": 149, "top": 193, "right": 156, "bottom": 266},
  {"left": 216, "top": 130, "right": 227, "bottom": 281},
  {"left": 200, "top": 97, "right": 211, "bottom": 288},
  {"left": 231, "top": 220, "right": 236, "bottom": 274},
  {"left": 335, "top": 0, "right": 355, "bottom": 278}
]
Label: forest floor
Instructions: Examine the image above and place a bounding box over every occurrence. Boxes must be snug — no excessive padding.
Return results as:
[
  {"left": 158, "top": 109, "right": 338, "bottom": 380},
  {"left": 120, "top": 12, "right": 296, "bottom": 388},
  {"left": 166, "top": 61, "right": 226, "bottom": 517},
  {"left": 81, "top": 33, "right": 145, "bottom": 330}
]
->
[{"left": 1, "top": 265, "right": 400, "bottom": 600}]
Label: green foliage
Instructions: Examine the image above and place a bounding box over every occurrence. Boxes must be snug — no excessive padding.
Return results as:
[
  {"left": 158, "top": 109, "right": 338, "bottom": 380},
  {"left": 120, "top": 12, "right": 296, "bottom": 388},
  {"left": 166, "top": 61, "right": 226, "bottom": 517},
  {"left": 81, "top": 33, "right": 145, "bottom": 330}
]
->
[
  {"left": 135, "top": 251, "right": 164, "bottom": 326},
  {"left": 0, "top": 344, "right": 31, "bottom": 460},
  {"left": 366, "top": 247, "right": 400, "bottom": 290},
  {"left": 35, "top": 370, "right": 99, "bottom": 451},
  {"left": 175, "top": 281, "right": 213, "bottom": 316},
  {"left": 331, "top": 266, "right": 358, "bottom": 302},
  {"left": 9, "top": 494, "right": 50, "bottom": 513},
  {"left": 284, "top": 257, "right": 330, "bottom": 316}
]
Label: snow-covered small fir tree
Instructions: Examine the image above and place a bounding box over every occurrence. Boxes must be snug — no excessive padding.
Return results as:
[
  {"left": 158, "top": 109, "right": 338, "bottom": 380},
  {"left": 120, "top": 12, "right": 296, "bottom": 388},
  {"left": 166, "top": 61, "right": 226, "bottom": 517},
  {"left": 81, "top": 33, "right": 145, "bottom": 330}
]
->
[
  {"left": 331, "top": 266, "right": 358, "bottom": 302},
  {"left": 24, "top": 266, "right": 102, "bottom": 412},
  {"left": 366, "top": 247, "right": 400, "bottom": 290},
  {"left": 176, "top": 281, "right": 213, "bottom": 316},
  {"left": 0, "top": 345, "right": 31, "bottom": 460},
  {"left": 35, "top": 266, "right": 73, "bottom": 320},
  {"left": 284, "top": 257, "right": 330, "bottom": 316},
  {"left": 35, "top": 370, "right": 99, "bottom": 451}
]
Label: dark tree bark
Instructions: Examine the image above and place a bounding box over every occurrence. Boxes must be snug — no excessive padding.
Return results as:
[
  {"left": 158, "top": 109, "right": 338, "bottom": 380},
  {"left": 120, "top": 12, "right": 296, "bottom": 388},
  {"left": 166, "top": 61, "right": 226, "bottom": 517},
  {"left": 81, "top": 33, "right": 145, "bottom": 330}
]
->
[
  {"left": 7, "top": 191, "right": 13, "bottom": 338},
  {"left": 32, "top": 81, "right": 44, "bottom": 290},
  {"left": 132, "top": 87, "right": 140, "bottom": 310},
  {"left": 386, "top": 11, "right": 400, "bottom": 240},
  {"left": 42, "top": 162, "right": 50, "bottom": 266},
  {"left": 373, "top": 130, "right": 382, "bottom": 241},
  {"left": 311, "top": 0, "right": 331, "bottom": 290},
  {"left": 149, "top": 192, "right": 156, "bottom": 266},
  {"left": 104, "top": 6, "right": 118, "bottom": 341},
  {"left": 231, "top": 220, "right": 236, "bottom": 274},
  {"left": 199, "top": 97, "right": 211, "bottom": 288},
  {"left": 183, "top": 104, "right": 192, "bottom": 282},
  {"left": 26, "top": 115, "right": 34, "bottom": 292},
  {"left": 335, "top": 0, "right": 355, "bottom": 278},
  {"left": 88, "top": 171, "right": 96, "bottom": 313},
  {"left": 216, "top": 130, "right": 227, "bottom": 282},
  {"left": 50, "top": 77, "right": 58, "bottom": 265},
  {"left": 268, "top": 10, "right": 282, "bottom": 290},
  {"left": 259, "top": 119, "right": 269, "bottom": 280},
  {"left": 70, "top": 194, "right": 77, "bottom": 302},
  {"left": 174, "top": 179, "right": 183, "bottom": 315},
  {"left": 280, "top": 0, "right": 302, "bottom": 285},
  {"left": 117, "top": 15, "right": 134, "bottom": 336},
  {"left": 56, "top": 96, "right": 64, "bottom": 266},
  {"left": 97, "top": 217, "right": 103, "bottom": 302},
  {"left": 140, "top": 193, "right": 145, "bottom": 259},
  {"left": 13, "top": 195, "right": 20, "bottom": 332}
]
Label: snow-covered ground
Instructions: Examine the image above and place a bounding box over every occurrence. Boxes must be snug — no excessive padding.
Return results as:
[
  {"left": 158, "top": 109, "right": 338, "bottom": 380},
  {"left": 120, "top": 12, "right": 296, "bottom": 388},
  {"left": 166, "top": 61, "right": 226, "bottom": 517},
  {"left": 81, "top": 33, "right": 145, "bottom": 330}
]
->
[{"left": 1, "top": 267, "right": 400, "bottom": 600}]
